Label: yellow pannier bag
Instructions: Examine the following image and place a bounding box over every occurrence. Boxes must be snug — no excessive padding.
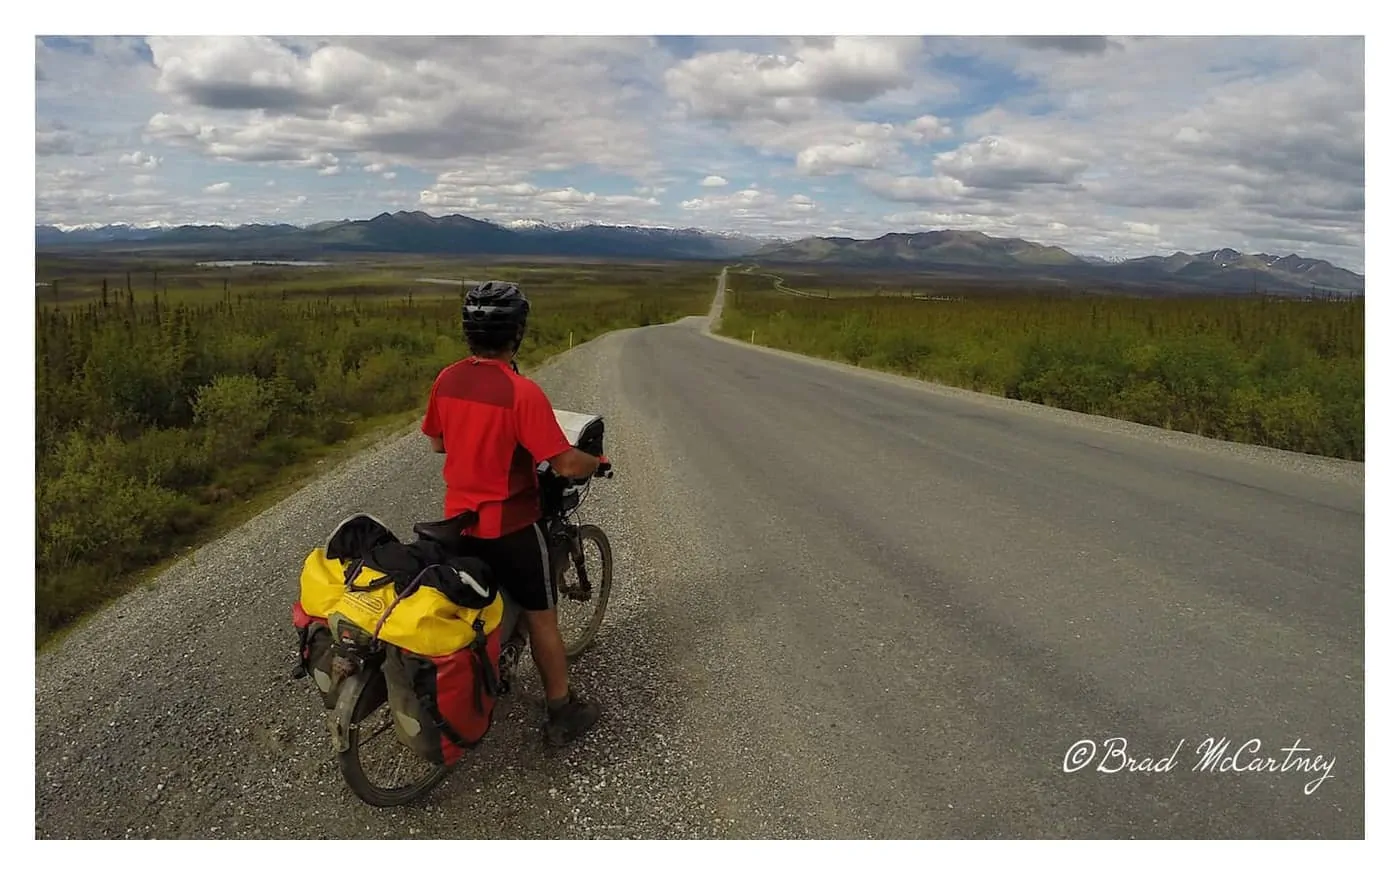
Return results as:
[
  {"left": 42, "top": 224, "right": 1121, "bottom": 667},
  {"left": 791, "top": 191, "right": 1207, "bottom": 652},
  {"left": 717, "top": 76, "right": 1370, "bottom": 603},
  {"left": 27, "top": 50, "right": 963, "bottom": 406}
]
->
[
  {"left": 299, "top": 547, "right": 504, "bottom": 658},
  {"left": 298, "top": 547, "right": 371, "bottom": 620}
]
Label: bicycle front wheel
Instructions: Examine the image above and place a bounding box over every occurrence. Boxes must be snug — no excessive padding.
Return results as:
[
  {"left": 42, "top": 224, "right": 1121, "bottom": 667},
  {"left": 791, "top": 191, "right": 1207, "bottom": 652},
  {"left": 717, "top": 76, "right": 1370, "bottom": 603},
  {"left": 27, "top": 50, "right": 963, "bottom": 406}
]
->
[{"left": 553, "top": 524, "right": 614, "bottom": 659}]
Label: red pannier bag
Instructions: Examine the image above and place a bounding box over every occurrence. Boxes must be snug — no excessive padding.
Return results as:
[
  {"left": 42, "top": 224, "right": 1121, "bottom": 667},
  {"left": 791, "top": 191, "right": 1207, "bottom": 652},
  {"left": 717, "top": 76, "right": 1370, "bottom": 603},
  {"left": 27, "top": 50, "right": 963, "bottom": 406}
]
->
[{"left": 381, "top": 615, "right": 502, "bottom": 766}]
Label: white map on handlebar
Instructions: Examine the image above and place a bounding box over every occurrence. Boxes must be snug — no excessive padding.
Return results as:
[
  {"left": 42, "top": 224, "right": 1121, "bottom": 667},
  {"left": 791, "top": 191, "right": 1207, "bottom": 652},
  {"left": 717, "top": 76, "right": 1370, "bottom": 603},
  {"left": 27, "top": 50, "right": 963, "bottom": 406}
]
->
[
  {"left": 537, "top": 409, "right": 604, "bottom": 477},
  {"left": 553, "top": 409, "right": 603, "bottom": 448}
]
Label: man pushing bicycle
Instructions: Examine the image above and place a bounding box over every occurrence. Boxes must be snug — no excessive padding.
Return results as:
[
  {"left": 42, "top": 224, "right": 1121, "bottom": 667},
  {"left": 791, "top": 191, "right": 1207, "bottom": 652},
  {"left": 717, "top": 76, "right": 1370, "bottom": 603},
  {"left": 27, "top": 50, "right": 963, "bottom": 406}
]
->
[{"left": 421, "top": 281, "right": 606, "bottom": 746}]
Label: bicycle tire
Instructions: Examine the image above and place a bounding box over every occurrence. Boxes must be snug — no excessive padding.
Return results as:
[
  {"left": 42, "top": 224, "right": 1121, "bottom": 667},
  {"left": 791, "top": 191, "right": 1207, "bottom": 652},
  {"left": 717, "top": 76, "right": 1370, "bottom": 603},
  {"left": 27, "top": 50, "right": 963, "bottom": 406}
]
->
[
  {"left": 555, "top": 524, "right": 614, "bottom": 659},
  {"left": 336, "top": 668, "right": 451, "bottom": 808}
]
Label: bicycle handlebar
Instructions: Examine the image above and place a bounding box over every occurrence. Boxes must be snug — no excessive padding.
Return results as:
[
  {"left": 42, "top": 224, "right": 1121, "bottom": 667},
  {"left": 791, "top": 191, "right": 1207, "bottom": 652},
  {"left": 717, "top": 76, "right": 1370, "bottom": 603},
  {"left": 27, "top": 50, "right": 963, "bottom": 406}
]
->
[{"left": 542, "top": 455, "right": 612, "bottom": 483}]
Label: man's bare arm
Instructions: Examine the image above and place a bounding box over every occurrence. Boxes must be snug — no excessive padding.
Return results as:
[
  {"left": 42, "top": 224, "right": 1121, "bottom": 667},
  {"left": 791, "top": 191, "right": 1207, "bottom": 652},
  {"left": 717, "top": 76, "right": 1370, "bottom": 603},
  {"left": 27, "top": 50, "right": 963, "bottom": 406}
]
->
[
  {"left": 547, "top": 447, "right": 600, "bottom": 479},
  {"left": 428, "top": 434, "right": 446, "bottom": 454}
]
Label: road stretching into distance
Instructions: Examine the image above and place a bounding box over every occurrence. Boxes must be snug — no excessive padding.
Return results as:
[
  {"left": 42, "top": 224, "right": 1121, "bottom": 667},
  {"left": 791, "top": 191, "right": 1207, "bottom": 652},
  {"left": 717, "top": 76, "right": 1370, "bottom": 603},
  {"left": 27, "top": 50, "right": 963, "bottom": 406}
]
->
[{"left": 34, "top": 269, "right": 1364, "bottom": 838}]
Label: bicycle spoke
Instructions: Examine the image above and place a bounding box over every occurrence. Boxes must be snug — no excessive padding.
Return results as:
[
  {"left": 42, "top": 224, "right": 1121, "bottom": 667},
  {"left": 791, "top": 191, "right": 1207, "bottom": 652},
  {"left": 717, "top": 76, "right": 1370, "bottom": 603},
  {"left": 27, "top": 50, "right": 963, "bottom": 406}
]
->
[{"left": 361, "top": 718, "right": 395, "bottom": 745}]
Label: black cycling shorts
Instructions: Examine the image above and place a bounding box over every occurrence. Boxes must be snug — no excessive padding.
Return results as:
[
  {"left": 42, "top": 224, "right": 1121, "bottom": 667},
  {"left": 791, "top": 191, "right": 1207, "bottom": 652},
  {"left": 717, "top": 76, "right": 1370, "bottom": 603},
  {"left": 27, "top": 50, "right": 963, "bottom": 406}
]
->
[{"left": 455, "top": 521, "right": 557, "bottom": 613}]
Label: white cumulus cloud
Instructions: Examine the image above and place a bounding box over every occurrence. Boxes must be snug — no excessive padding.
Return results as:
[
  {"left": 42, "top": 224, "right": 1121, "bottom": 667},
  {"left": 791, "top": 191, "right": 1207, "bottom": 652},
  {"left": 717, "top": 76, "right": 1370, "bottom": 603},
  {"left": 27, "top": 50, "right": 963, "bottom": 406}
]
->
[
  {"left": 118, "top": 151, "right": 162, "bottom": 169},
  {"left": 665, "top": 37, "right": 927, "bottom": 120}
]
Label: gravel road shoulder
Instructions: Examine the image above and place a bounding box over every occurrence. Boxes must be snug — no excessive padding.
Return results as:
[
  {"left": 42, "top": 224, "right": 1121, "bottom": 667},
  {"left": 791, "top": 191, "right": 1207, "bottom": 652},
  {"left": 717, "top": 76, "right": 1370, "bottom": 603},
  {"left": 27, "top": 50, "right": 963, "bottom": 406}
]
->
[{"left": 34, "top": 323, "right": 740, "bottom": 839}]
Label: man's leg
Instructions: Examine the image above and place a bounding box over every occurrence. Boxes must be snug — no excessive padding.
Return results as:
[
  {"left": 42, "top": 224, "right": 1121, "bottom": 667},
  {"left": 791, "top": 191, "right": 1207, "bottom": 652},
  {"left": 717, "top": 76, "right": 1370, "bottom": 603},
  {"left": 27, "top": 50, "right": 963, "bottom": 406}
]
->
[
  {"left": 501, "top": 522, "right": 601, "bottom": 745},
  {"left": 523, "top": 608, "right": 569, "bottom": 701}
]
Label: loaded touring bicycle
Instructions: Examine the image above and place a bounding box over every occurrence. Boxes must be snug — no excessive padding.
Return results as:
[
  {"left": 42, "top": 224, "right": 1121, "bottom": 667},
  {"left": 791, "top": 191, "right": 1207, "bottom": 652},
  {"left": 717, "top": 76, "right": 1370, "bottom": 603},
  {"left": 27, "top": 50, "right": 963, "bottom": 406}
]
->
[{"left": 290, "top": 410, "right": 615, "bottom": 806}]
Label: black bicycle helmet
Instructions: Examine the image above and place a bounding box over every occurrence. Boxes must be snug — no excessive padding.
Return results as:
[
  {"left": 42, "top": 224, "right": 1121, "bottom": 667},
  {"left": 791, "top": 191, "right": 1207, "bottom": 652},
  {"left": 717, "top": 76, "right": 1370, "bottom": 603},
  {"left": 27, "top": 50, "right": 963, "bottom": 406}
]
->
[{"left": 462, "top": 280, "right": 530, "bottom": 354}]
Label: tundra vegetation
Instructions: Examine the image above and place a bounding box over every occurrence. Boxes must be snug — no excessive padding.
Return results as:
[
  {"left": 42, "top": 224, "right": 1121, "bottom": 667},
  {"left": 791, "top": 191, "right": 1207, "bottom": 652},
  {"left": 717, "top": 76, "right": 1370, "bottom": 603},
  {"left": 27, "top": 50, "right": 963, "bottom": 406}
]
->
[
  {"left": 35, "top": 255, "right": 714, "bottom": 642},
  {"left": 719, "top": 268, "right": 1363, "bottom": 462}
]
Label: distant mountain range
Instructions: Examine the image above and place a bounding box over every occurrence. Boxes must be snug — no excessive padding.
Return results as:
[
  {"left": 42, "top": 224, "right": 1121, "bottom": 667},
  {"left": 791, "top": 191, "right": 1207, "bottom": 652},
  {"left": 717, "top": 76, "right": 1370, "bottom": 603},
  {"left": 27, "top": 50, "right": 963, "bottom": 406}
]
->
[
  {"left": 34, "top": 211, "right": 772, "bottom": 261},
  {"left": 751, "top": 230, "right": 1364, "bottom": 294},
  {"left": 35, "top": 213, "right": 1363, "bottom": 295},
  {"left": 752, "top": 229, "right": 1084, "bottom": 268}
]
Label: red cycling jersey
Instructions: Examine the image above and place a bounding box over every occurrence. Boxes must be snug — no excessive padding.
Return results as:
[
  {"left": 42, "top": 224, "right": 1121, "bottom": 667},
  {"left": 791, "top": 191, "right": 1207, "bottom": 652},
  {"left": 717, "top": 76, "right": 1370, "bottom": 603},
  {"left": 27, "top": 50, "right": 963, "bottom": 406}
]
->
[{"left": 421, "top": 356, "right": 573, "bottom": 539}]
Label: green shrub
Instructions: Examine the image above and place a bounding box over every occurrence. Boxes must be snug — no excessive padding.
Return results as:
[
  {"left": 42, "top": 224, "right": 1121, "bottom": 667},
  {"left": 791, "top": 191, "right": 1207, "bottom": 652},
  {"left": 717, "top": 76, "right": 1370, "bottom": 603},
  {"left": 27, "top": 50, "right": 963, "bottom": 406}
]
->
[
  {"left": 116, "top": 427, "right": 213, "bottom": 491},
  {"left": 837, "top": 313, "right": 876, "bottom": 364},
  {"left": 193, "top": 374, "right": 273, "bottom": 466},
  {"left": 875, "top": 331, "right": 934, "bottom": 372}
]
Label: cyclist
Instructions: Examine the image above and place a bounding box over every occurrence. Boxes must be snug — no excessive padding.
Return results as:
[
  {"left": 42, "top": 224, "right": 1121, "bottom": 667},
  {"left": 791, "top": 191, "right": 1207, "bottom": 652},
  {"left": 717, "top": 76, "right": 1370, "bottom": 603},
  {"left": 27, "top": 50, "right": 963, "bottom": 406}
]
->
[{"left": 421, "top": 280, "right": 604, "bottom": 746}]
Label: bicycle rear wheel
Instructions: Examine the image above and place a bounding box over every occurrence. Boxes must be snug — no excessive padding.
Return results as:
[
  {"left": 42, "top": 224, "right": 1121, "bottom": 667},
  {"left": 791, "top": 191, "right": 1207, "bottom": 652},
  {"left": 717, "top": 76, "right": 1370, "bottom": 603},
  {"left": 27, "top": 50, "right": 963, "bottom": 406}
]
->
[
  {"left": 554, "top": 524, "right": 613, "bottom": 659},
  {"left": 336, "top": 669, "right": 450, "bottom": 807}
]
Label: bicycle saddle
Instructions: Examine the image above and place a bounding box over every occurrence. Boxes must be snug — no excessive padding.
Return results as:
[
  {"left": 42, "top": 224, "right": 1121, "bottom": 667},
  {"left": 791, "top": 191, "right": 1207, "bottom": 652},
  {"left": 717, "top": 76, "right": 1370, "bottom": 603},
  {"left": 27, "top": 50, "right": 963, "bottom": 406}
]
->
[{"left": 412, "top": 509, "right": 479, "bottom": 545}]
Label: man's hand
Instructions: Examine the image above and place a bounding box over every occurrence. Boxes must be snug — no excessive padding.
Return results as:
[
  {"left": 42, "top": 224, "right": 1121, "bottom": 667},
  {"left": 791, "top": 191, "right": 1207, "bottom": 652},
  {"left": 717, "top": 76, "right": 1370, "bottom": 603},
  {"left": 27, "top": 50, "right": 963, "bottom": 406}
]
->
[
  {"left": 547, "top": 447, "right": 601, "bottom": 480},
  {"left": 428, "top": 434, "right": 446, "bottom": 454}
]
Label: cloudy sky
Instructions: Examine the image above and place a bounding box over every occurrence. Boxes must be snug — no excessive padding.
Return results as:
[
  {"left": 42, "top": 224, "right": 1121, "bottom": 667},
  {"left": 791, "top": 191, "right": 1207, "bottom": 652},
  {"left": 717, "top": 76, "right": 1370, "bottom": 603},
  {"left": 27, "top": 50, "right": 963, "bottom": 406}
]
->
[{"left": 34, "top": 35, "right": 1365, "bottom": 270}]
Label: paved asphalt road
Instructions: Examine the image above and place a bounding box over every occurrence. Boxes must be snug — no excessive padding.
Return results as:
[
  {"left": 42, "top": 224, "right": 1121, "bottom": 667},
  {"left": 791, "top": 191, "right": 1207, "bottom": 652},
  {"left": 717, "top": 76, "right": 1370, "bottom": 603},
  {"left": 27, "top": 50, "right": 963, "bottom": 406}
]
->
[{"left": 35, "top": 272, "right": 1364, "bottom": 839}]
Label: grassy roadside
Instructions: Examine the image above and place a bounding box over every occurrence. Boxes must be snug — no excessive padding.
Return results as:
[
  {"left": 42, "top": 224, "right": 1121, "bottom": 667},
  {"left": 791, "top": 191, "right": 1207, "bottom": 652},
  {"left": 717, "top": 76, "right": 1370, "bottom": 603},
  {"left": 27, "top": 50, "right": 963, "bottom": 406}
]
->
[
  {"left": 36, "top": 408, "right": 424, "bottom": 653},
  {"left": 36, "top": 259, "right": 714, "bottom": 647},
  {"left": 717, "top": 269, "right": 1363, "bottom": 461}
]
